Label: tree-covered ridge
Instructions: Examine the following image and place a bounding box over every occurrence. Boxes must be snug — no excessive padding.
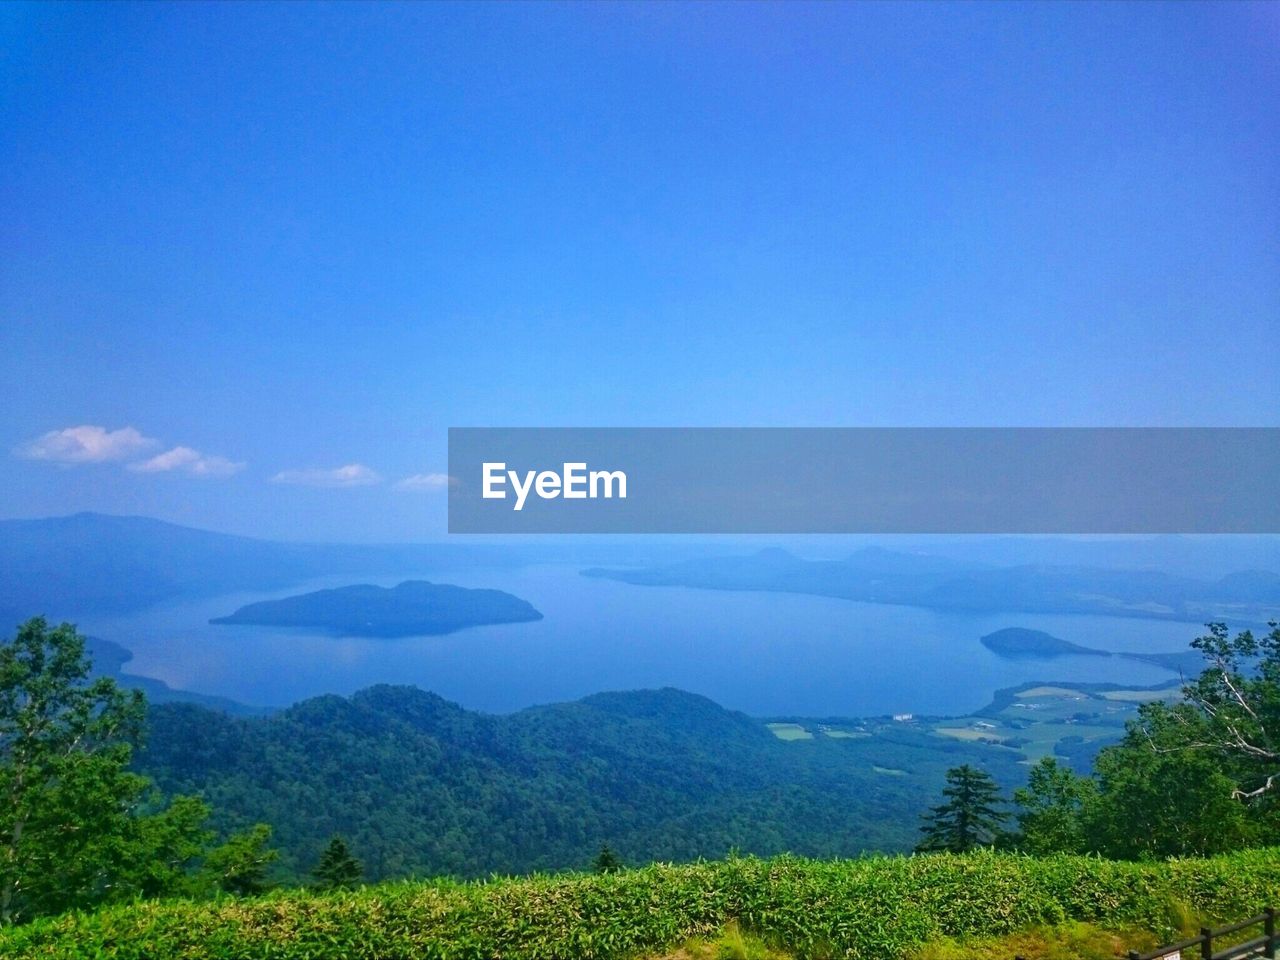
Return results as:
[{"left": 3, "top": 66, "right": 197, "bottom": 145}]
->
[
  {"left": 210, "top": 580, "right": 542, "bottom": 637},
  {"left": 136, "top": 684, "right": 1024, "bottom": 881}
]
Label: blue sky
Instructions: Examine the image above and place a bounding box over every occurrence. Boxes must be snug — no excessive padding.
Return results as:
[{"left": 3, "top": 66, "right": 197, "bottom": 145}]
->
[{"left": 1, "top": 2, "right": 1276, "bottom": 540}]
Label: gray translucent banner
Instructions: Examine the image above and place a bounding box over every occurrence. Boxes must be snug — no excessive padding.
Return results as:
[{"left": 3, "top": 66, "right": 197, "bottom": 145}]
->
[{"left": 448, "top": 428, "right": 1280, "bottom": 534}]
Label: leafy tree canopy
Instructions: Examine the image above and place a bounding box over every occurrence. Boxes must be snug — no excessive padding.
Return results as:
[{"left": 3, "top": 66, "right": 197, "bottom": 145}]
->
[
  {"left": 1009, "top": 623, "right": 1280, "bottom": 860},
  {"left": 0, "top": 618, "right": 276, "bottom": 923}
]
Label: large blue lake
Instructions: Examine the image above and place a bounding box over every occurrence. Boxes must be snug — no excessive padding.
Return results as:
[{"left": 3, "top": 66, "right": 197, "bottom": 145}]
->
[{"left": 79, "top": 563, "right": 1197, "bottom": 717}]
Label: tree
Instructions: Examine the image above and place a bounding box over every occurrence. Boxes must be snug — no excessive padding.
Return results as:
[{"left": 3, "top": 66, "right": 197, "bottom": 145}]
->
[
  {"left": 1, "top": 617, "right": 149, "bottom": 923},
  {"left": 117, "top": 793, "right": 215, "bottom": 900},
  {"left": 1164, "top": 621, "right": 1280, "bottom": 799},
  {"left": 0, "top": 618, "right": 268, "bottom": 922},
  {"left": 312, "top": 835, "right": 362, "bottom": 890},
  {"left": 592, "top": 843, "right": 622, "bottom": 874},
  {"left": 1083, "top": 701, "right": 1254, "bottom": 859},
  {"left": 1013, "top": 757, "right": 1093, "bottom": 855},
  {"left": 916, "top": 764, "right": 1007, "bottom": 853},
  {"left": 200, "top": 823, "right": 278, "bottom": 896},
  {"left": 1056, "top": 621, "right": 1280, "bottom": 859}
]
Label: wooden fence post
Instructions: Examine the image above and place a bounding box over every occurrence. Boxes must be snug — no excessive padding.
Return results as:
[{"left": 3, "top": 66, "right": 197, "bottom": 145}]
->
[{"left": 1016, "top": 908, "right": 1280, "bottom": 960}]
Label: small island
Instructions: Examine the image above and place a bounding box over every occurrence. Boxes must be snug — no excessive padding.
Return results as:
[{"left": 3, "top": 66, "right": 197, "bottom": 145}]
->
[
  {"left": 979, "top": 627, "right": 1109, "bottom": 659},
  {"left": 211, "top": 580, "right": 543, "bottom": 638},
  {"left": 980, "top": 627, "right": 1206, "bottom": 676}
]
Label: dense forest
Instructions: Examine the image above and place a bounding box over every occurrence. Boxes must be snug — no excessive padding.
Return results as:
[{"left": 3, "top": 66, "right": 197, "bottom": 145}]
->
[
  {"left": 7, "top": 614, "right": 1280, "bottom": 933},
  {"left": 137, "top": 683, "right": 1022, "bottom": 881}
]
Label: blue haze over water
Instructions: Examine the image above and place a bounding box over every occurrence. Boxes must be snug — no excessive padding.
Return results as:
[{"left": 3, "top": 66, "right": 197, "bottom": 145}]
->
[{"left": 79, "top": 563, "right": 1186, "bottom": 716}]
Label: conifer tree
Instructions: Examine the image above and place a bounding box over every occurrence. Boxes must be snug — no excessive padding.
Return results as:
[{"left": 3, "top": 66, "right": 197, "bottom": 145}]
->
[
  {"left": 592, "top": 843, "right": 622, "bottom": 874},
  {"left": 916, "top": 764, "right": 1007, "bottom": 853},
  {"left": 312, "top": 835, "right": 362, "bottom": 890}
]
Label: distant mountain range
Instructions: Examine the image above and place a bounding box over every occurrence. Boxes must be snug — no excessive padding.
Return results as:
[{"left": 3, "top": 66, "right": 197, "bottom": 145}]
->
[
  {"left": 0, "top": 513, "right": 457, "bottom": 624},
  {"left": 0, "top": 512, "right": 675, "bottom": 626},
  {"left": 4, "top": 513, "right": 1278, "bottom": 629},
  {"left": 584, "top": 547, "right": 1280, "bottom": 624},
  {"left": 211, "top": 580, "right": 543, "bottom": 637}
]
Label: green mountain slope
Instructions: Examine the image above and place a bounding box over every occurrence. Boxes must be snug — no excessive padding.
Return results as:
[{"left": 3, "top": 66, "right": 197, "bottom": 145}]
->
[{"left": 137, "top": 685, "right": 1025, "bottom": 880}]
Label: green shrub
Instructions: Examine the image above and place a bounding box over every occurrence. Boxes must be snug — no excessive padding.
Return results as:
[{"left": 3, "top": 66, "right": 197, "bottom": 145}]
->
[{"left": 2, "top": 848, "right": 1278, "bottom": 960}]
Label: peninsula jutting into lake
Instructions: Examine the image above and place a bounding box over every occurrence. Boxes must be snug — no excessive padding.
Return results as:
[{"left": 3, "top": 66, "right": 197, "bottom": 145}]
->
[{"left": 211, "top": 580, "right": 543, "bottom": 637}]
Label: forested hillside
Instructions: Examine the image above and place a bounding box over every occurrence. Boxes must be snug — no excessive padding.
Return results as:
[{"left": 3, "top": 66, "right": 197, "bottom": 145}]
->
[{"left": 138, "top": 686, "right": 1023, "bottom": 880}]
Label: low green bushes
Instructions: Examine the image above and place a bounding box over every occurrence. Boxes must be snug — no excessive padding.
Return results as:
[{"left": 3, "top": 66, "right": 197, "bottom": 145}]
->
[{"left": 4, "top": 848, "right": 1278, "bottom": 960}]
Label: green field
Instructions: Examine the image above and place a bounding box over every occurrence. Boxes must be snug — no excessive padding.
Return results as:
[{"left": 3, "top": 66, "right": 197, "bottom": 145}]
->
[
  {"left": 1100, "top": 688, "right": 1183, "bottom": 702},
  {"left": 766, "top": 722, "right": 814, "bottom": 740},
  {"left": 765, "top": 679, "right": 1183, "bottom": 771},
  {"left": 923, "top": 681, "right": 1182, "bottom": 764},
  {"left": 934, "top": 726, "right": 1007, "bottom": 743}
]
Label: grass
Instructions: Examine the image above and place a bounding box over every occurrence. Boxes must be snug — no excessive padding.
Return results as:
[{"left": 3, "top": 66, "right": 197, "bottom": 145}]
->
[
  {"left": 766, "top": 723, "right": 814, "bottom": 741},
  {"left": 6, "top": 848, "right": 1280, "bottom": 960},
  {"left": 935, "top": 727, "right": 1008, "bottom": 743},
  {"left": 1016, "top": 687, "right": 1088, "bottom": 699},
  {"left": 907, "top": 921, "right": 1162, "bottom": 960},
  {"left": 643, "top": 922, "right": 794, "bottom": 960},
  {"left": 762, "top": 682, "right": 1170, "bottom": 770},
  {"left": 918, "top": 682, "right": 1168, "bottom": 763},
  {"left": 1099, "top": 689, "right": 1181, "bottom": 702}
]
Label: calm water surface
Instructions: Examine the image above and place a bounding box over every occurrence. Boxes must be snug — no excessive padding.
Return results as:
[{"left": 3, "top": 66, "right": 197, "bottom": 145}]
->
[{"left": 78, "top": 563, "right": 1195, "bottom": 717}]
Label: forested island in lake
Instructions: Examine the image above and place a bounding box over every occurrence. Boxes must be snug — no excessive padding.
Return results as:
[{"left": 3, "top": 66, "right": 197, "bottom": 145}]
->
[
  {"left": 979, "top": 627, "right": 1109, "bottom": 658},
  {"left": 980, "top": 626, "right": 1204, "bottom": 675},
  {"left": 210, "top": 580, "right": 543, "bottom": 637}
]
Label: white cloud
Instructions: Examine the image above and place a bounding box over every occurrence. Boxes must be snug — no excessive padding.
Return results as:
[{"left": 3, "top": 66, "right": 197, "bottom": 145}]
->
[
  {"left": 15, "top": 425, "right": 158, "bottom": 464},
  {"left": 271, "top": 463, "right": 382, "bottom": 488},
  {"left": 128, "top": 446, "right": 246, "bottom": 478},
  {"left": 394, "top": 472, "right": 455, "bottom": 492}
]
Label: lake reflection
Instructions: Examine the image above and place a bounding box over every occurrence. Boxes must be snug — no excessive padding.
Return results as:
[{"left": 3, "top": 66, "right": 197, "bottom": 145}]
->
[{"left": 77, "top": 563, "right": 1195, "bottom": 717}]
